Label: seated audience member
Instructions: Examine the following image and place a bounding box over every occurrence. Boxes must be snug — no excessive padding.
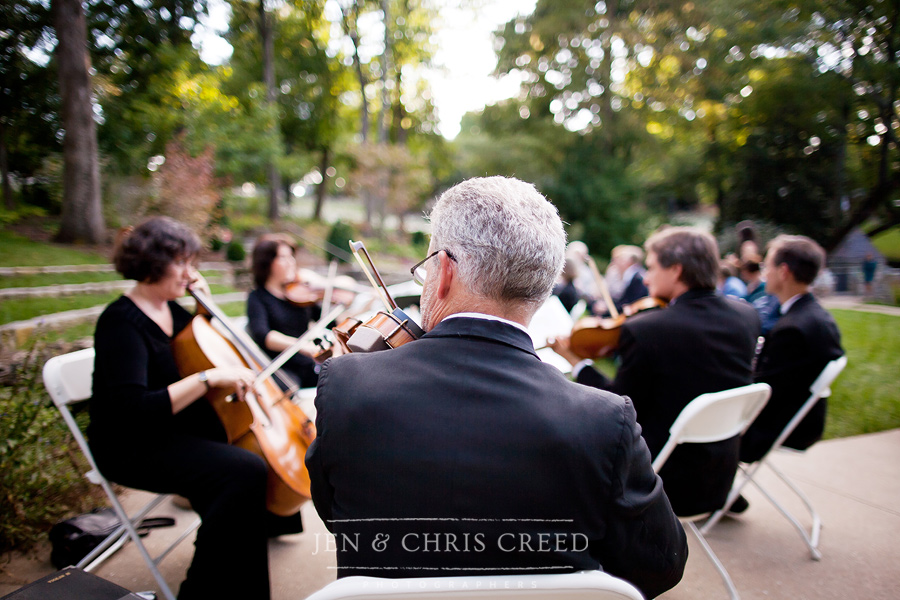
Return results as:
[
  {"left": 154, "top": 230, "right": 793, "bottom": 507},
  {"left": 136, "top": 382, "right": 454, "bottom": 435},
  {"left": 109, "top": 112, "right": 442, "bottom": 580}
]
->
[
  {"left": 740, "top": 256, "right": 780, "bottom": 335},
  {"left": 552, "top": 257, "right": 581, "bottom": 313},
  {"left": 718, "top": 260, "right": 748, "bottom": 298},
  {"left": 592, "top": 245, "right": 649, "bottom": 316},
  {"left": 552, "top": 227, "right": 760, "bottom": 517},
  {"left": 566, "top": 240, "right": 601, "bottom": 301},
  {"left": 741, "top": 235, "right": 844, "bottom": 464},
  {"left": 246, "top": 234, "right": 321, "bottom": 389},
  {"left": 306, "top": 177, "right": 687, "bottom": 599}
]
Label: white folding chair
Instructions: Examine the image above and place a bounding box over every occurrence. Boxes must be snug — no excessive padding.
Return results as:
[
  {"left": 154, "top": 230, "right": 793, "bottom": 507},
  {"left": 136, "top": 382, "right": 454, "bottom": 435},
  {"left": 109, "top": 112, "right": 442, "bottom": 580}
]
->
[
  {"left": 701, "top": 356, "right": 848, "bottom": 560},
  {"left": 43, "top": 348, "right": 201, "bottom": 600},
  {"left": 652, "top": 382, "right": 771, "bottom": 600},
  {"left": 304, "top": 570, "right": 644, "bottom": 600}
]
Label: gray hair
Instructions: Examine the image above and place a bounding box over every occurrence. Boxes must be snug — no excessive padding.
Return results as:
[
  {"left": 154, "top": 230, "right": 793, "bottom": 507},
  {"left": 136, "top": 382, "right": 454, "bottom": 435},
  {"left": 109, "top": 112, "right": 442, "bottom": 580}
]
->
[{"left": 429, "top": 176, "right": 566, "bottom": 308}]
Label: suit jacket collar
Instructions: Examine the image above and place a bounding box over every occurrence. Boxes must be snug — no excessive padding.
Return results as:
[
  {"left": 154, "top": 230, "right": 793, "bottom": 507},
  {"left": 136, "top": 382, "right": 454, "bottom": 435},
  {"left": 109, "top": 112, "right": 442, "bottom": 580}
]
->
[
  {"left": 782, "top": 292, "right": 814, "bottom": 315},
  {"left": 423, "top": 316, "right": 538, "bottom": 358},
  {"left": 670, "top": 288, "right": 717, "bottom": 305}
]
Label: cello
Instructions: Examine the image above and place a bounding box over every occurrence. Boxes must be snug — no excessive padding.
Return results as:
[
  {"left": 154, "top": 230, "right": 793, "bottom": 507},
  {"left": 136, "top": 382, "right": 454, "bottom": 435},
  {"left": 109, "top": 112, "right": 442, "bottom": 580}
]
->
[{"left": 172, "top": 287, "right": 324, "bottom": 516}]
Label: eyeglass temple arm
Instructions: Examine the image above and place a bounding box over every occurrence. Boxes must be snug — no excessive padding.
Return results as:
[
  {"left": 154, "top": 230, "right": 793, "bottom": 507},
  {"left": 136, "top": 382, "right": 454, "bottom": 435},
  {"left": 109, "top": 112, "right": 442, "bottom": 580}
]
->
[{"left": 350, "top": 240, "right": 398, "bottom": 312}]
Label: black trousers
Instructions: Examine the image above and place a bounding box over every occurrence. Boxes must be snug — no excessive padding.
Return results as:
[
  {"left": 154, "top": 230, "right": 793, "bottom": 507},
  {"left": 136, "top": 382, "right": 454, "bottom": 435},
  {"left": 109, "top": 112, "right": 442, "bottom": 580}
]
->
[{"left": 93, "top": 434, "right": 271, "bottom": 600}]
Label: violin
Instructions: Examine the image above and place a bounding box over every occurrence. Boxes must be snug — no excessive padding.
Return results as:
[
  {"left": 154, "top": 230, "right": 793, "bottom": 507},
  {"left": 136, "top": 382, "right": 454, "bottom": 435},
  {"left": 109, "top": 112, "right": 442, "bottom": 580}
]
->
[
  {"left": 283, "top": 264, "right": 359, "bottom": 309},
  {"left": 326, "top": 240, "right": 424, "bottom": 356},
  {"left": 568, "top": 296, "right": 667, "bottom": 360},
  {"left": 172, "top": 288, "right": 317, "bottom": 516}
]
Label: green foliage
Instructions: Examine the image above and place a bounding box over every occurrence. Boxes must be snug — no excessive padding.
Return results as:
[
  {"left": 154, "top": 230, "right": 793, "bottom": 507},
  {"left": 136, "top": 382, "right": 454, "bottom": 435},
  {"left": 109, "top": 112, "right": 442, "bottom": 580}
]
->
[
  {"left": 326, "top": 220, "right": 356, "bottom": 263},
  {"left": 719, "top": 61, "right": 850, "bottom": 243},
  {"left": 546, "top": 132, "right": 647, "bottom": 257},
  {"left": 825, "top": 310, "right": 900, "bottom": 439},
  {"left": 0, "top": 339, "right": 104, "bottom": 552},
  {"left": 225, "top": 241, "right": 246, "bottom": 263}
]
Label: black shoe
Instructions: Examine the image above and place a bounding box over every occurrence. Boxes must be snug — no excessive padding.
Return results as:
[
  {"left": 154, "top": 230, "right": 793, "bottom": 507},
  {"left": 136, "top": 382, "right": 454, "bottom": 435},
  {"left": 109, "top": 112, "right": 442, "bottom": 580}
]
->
[{"left": 726, "top": 495, "right": 750, "bottom": 516}]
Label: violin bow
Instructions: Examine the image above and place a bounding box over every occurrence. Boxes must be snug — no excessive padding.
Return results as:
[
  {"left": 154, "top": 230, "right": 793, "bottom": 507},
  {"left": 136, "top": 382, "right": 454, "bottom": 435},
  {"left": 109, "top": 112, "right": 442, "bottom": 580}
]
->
[
  {"left": 586, "top": 255, "right": 620, "bottom": 319},
  {"left": 349, "top": 240, "right": 398, "bottom": 312},
  {"left": 253, "top": 303, "right": 347, "bottom": 388}
]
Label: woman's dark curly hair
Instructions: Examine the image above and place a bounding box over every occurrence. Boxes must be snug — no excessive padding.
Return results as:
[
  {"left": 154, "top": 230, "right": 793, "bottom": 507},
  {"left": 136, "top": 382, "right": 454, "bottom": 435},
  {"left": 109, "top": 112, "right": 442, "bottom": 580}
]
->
[
  {"left": 251, "top": 233, "right": 297, "bottom": 289},
  {"left": 113, "top": 217, "right": 202, "bottom": 283}
]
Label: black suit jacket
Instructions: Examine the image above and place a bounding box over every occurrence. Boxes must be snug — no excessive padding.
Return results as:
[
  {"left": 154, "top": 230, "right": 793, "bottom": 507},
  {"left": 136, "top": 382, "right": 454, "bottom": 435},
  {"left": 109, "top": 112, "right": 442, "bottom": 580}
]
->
[
  {"left": 576, "top": 289, "right": 760, "bottom": 516},
  {"left": 741, "top": 293, "right": 843, "bottom": 462},
  {"left": 306, "top": 316, "right": 687, "bottom": 599},
  {"left": 617, "top": 271, "right": 649, "bottom": 309}
]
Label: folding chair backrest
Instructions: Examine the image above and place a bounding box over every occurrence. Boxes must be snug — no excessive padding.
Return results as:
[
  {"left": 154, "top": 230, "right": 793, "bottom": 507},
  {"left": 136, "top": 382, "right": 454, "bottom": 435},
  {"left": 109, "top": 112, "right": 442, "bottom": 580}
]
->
[
  {"left": 653, "top": 382, "right": 771, "bottom": 473},
  {"left": 809, "top": 355, "right": 847, "bottom": 401},
  {"left": 764, "top": 355, "right": 848, "bottom": 459},
  {"left": 305, "top": 571, "right": 644, "bottom": 600},
  {"left": 43, "top": 347, "right": 95, "bottom": 408}
]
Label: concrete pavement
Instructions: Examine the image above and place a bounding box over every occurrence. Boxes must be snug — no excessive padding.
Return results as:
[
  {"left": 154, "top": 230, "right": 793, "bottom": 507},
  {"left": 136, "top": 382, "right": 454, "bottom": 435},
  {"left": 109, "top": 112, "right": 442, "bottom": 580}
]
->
[{"left": 2, "top": 429, "right": 898, "bottom": 599}]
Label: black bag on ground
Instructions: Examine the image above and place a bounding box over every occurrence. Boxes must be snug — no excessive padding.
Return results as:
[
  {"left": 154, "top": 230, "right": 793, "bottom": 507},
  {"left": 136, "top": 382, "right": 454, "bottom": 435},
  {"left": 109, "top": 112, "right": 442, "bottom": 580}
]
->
[{"left": 49, "top": 508, "right": 175, "bottom": 569}]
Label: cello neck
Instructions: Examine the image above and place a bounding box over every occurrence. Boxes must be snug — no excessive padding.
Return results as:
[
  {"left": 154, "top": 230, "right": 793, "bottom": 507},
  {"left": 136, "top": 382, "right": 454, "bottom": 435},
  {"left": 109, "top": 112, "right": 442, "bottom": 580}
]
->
[{"left": 188, "top": 287, "right": 299, "bottom": 390}]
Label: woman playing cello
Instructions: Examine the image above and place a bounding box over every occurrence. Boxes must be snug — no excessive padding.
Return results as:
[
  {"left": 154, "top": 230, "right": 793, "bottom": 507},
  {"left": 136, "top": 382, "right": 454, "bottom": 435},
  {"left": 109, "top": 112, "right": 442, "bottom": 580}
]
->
[{"left": 88, "top": 217, "right": 295, "bottom": 600}]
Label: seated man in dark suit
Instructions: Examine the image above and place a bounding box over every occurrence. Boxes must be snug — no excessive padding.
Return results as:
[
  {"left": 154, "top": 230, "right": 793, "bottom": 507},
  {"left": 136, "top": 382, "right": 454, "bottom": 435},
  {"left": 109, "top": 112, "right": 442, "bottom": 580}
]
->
[
  {"left": 551, "top": 227, "right": 761, "bottom": 517},
  {"left": 305, "top": 176, "right": 687, "bottom": 599},
  {"left": 740, "top": 235, "right": 844, "bottom": 463}
]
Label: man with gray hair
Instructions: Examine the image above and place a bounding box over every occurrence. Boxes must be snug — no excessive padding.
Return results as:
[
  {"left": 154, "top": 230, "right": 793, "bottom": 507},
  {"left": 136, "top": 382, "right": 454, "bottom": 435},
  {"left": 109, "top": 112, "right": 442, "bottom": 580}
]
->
[{"left": 306, "top": 176, "right": 687, "bottom": 599}]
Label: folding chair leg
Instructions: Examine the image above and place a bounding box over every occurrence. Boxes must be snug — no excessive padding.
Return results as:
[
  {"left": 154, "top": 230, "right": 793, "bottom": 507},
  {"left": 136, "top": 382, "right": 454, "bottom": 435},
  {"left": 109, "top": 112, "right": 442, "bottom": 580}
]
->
[
  {"left": 686, "top": 521, "right": 740, "bottom": 600},
  {"left": 100, "top": 481, "right": 180, "bottom": 600},
  {"left": 751, "top": 461, "right": 823, "bottom": 561},
  {"left": 700, "top": 462, "right": 762, "bottom": 535}
]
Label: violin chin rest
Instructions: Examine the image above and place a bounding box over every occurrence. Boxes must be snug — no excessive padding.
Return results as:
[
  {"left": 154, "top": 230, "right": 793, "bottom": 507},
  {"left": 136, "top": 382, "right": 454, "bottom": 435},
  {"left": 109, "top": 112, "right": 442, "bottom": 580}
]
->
[{"left": 346, "top": 326, "right": 393, "bottom": 353}]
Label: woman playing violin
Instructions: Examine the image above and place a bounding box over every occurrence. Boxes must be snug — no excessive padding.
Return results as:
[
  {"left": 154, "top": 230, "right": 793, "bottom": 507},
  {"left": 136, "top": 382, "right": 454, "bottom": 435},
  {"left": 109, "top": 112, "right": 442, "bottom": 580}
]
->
[
  {"left": 89, "top": 217, "right": 286, "bottom": 600},
  {"left": 246, "top": 234, "right": 320, "bottom": 388}
]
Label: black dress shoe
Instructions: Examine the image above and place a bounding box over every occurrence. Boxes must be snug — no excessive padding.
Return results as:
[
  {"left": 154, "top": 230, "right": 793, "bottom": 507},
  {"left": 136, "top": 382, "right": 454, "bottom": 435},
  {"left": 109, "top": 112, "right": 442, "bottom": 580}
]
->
[{"left": 726, "top": 494, "right": 750, "bottom": 516}]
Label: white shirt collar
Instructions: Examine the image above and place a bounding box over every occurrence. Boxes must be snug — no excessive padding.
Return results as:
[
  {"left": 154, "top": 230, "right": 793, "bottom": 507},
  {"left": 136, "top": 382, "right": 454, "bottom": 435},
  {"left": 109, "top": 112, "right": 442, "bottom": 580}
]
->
[
  {"left": 780, "top": 293, "right": 804, "bottom": 314},
  {"left": 623, "top": 263, "right": 643, "bottom": 281},
  {"left": 443, "top": 312, "right": 530, "bottom": 334}
]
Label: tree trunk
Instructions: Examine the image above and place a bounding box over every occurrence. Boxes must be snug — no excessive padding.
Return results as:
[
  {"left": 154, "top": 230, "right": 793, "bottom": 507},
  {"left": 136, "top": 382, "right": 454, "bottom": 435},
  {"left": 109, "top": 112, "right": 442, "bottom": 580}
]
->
[
  {"left": 0, "top": 122, "right": 12, "bottom": 210},
  {"left": 259, "top": 0, "right": 279, "bottom": 221},
  {"left": 341, "top": 2, "right": 369, "bottom": 142},
  {"left": 313, "top": 146, "right": 330, "bottom": 221},
  {"left": 52, "top": 0, "right": 105, "bottom": 243},
  {"left": 378, "top": 0, "right": 391, "bottom": 144}
]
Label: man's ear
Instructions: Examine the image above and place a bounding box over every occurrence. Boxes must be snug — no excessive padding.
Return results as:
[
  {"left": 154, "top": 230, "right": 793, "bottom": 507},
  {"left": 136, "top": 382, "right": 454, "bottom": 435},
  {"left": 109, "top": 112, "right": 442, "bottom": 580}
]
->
[{"left": 436, "top": 250, "right": 454, "bottom": 299}]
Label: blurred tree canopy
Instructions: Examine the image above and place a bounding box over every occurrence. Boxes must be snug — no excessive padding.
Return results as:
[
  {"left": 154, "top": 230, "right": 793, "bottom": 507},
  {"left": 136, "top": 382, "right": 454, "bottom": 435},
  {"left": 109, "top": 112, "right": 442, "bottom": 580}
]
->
[{"left": 2, "top": 0, "right": 897, "bottom": 251}]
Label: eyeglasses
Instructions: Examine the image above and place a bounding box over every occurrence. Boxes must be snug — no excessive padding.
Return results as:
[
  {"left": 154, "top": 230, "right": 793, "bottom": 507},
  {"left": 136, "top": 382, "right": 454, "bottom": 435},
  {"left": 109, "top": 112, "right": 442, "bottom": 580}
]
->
[{"left": 410, "top": 250, "right": 455, "bottom": 285}]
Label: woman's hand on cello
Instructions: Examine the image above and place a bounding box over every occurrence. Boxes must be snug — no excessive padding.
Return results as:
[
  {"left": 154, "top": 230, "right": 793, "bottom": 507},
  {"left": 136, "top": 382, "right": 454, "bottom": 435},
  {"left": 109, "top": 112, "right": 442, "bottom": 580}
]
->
[{"left": 207, "top": 367, "right": 257, "bottom": 400}]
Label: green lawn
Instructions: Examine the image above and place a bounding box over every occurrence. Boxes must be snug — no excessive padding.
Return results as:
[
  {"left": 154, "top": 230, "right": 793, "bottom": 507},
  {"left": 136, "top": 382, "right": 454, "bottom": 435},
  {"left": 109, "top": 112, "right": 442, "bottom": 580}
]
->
[
  {"left": 871, "top": 227, "right": 900, "bottom": 262},
  {"left": 0, "top": 230, "right": 109, "bottom": 266},
  {"left": 588, "top": 308, "right": 899, "bottom": 440},
  {"left": 0, "top": 271, "right": 121, "bottom": 288},
  {"left": 825, "top": 309, "right": 900, "bottom": 439},
  {"left": 1, "top": 284, "right": 239, "bottom": 325}
]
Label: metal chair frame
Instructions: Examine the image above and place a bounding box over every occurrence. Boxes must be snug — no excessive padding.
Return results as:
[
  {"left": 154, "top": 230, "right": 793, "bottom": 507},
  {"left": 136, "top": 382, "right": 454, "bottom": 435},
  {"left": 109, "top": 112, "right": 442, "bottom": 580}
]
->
[
  {"left": 43, "top": 348, "right": 200, "bottom": 600},
  {"left": 652, "top": 382, "right": 772, "bottom": 600},
  {"left": 701, "top": 356, "right": 848, "bottom": 561}
]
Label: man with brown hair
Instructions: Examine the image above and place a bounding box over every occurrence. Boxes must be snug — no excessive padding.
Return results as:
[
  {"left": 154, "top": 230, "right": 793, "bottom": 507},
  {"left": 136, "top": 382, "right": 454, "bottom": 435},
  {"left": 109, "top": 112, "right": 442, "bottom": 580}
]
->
[
  {"left": 553, "top": 226, "right": 760, "bottom": 517},
  {"left": 740, "top": 235, "right": 844, "bottom": 463}
]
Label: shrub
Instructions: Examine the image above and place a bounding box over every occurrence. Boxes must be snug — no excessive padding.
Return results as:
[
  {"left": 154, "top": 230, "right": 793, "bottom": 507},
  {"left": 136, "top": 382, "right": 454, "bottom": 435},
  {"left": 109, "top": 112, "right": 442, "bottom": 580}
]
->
[
  {"left": 326, "top": 220, "right": 356, "bottom": 263},
  {"left": 226, "top": 241, "right": 246, "bottom": 262},
  {"left": 0, "top": 338, "right": 104, "bottom": 552}
]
